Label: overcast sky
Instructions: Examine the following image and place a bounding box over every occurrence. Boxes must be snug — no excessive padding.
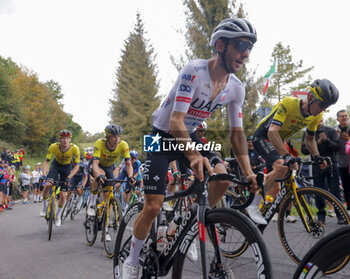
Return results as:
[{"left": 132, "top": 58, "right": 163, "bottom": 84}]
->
[{"left": 1, "top": 0, "right": 349, "bottom": 134}]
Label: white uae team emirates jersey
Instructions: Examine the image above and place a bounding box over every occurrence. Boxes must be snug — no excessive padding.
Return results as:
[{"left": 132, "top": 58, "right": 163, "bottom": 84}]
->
[{"left": 152, "top": 59, "right": 245, "bottom": 133}]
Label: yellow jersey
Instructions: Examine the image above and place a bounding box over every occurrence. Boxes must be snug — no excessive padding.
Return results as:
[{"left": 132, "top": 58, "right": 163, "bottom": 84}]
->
[
  {"left": 256, "top": 97, "right": 322, "bottom": 140},
  {"left": 92, "top": 139, "right": 130, "bottom": 167},
  {"left": 46, "top": 143, "right": 80, "bottom": 165}
]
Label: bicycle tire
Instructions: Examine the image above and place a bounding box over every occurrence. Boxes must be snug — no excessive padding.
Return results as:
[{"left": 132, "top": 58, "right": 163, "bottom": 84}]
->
[
  {"left": 48, "top": 197, "right": 54, "bottom": 241},
  {"left": 103, "top": 197, "right": 123, "bottom": 258},
  {"left": 61, "top": 194, "right": 73, "bottom": 222},
  {"left": 113, "top": 202, "right": 145, "bottom": 278},
  {"left": 293, "top": 226, "right": 350, "bottom": 279},
  {"left": 70, "top": 194, "right": 79, "bottom": 220},
  {"left": 172, "top": 208, "right": 272, "bottom": 279},
  {"left": 85, "top": 212, "right": 98, "bottom": 246},
  {"left": 278, "top": 186, "right": 350, "bottom": 274}
]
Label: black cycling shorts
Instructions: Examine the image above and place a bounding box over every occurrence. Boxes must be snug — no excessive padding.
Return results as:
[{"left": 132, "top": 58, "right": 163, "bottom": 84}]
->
[
  {"left": 33, "top": 182, "right": 40, "bottom": 189},
  {"left": 143, "top": 127, "right": 220, "bottom": 195},
  {"left": 252, "top": 136, "right": 281, "bottom": 173},
  {"left": 70, "top": 175, "right": 83, "bottom": 191},
  {"left": 47, "top": 159, "right": 72, "bottom": 192}
]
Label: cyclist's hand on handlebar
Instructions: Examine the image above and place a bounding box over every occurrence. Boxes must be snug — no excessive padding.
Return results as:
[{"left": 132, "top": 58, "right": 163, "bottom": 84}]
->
[
  {"left": 313, "top": 155, "right": 328, "bottom": 169},
  {"left": 189, "top": 154, "right": 213, "bottom": 182},
  {"left": 96, "top": 175, "right": 105, "bottom": 184},
  {"left": 246, "top": 173, "right": 259, "bottom": 193},
  {"left": 128, "top": 176, "right": 136, "bottom": 185},
  {"left": 283, "top": 154, "right": 299, "bottom": 170},
  {"left": 65, "top": 177, "right": 71, "bottom": 186}
]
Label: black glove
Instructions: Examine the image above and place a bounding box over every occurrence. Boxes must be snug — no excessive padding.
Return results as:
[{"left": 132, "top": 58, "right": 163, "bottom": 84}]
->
[
  {"left": 96, "top": 175, "right": 105, "bottom": 183},
  {"left": 128, "top": 176, "right": 136, "bottom": 184},
  {"left": 65, "top": 177, "right": 71, "bottom": 185},
  {"left": 283, "top": 154, "right": 297, "bottom": 167},
  {"left": 312, "top": 155, "right": 326, "bottom": 165}
]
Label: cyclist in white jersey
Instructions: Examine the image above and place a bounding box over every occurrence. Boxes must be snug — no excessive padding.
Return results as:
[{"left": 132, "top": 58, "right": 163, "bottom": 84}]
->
[{"left": 120, "top": 18, "right": 260, "bottom": 279}]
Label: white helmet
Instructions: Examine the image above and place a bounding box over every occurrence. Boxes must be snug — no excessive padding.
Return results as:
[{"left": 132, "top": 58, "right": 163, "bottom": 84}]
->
[{"left": 209, "top": 18, "right": 257, "bottom": 47}]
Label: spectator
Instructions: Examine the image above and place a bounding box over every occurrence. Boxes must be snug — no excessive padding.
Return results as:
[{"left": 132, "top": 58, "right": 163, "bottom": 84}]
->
[
  {"left": 302, "top": 118, "right": 342, "bottom": 223},
  {"left": 0, "top": 161, "right": 10, "bottom": 211},
  {"left": 8, "top": 165, "right": 16, "bottom": 207},
  {"left": 1, "top": 147, "right": 8, "bottom": 163},
  {"left": 335, "top": 110, "right": 350, "bottom": 210},
  {"left": 18, "top": 148, "right": 25, "bottom": 168},
  {"left": 19, "top": 165, "right": 32, "bottom": 204},
  {"left": 32, "top": 163, "right": 42, "bottom": 203},
  {"left": 345, "top": 131, "right": 350, "bottom": 173},
  {"left": 13, "top": 151, "right": 20, "bottom": 170}
]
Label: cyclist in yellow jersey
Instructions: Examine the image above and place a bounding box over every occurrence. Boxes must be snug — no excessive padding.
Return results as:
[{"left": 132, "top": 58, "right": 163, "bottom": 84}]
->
[
  {"left": 247, "top": 79, "right": 339, "bottom": 223},
  {"left": 87, "top": 124, "right": 134, "bottom": 218},
  {"left": 40, "top": 129, "right": 80, "bottom": 227}
]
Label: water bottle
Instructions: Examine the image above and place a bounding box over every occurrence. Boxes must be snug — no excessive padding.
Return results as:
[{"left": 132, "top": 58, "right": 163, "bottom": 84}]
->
[
  {"left": 157, "top": 222, "right": 168, "bottom": 252},
  {"left": 166, "top": 216, "right": 183, "bottom": 241}
]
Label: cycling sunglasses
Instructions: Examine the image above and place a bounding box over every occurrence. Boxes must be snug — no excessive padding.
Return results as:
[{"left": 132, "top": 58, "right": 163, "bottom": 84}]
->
[
  {"left": 198, "top": 129, "right": 205, "bottom": 132},
  {"left": 231, "top": 40, "right": 254, "bottom": 53},
  {"left": 317, "top": 100, "right": 329, "bottom": 109}
]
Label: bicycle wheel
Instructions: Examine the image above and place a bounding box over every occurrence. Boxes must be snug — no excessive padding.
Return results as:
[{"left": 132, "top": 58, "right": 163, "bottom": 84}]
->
[
  {"left": 61, "top": 195, "right": 73, "bottom": 222},
  {"left": 278, "top": 186, "right": 350, "bottom": 273},
  {"left": 103, "top": 197, "right": 123, "bottom": 258},
  {"left": 172, "top": 208, "right": 272, "bottom": 279},
  {"left": 70, "top": 194, "right": 79, "bottom": 220},
  {"left": 293, "top": 226, "right": 350, "bottom": 279},
  {"left": 114, "top": 202, "right": 146, "bottom": 278},
  {"left": 48, "top": 197, "right": 55, "bottom": 241},
  {"left": 84, "top": 211, "right": 98, "bottom": 246}
]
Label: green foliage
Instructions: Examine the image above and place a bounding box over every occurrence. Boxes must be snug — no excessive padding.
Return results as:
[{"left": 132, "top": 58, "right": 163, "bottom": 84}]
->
[
  {"left": 0, "top": 63, "right": 26, "bottom": 143},
  {"left": 264, "top": 43, "right": 313, "bottom": 102},
  {"left": 45, "top": 79, "right": 64, "bottom": 104},
  {"left": 109, "top": 12, "right": 160, "bottom": 154},
  {"left": 0, "top": 55, "right": 81, "bottom": 153}
]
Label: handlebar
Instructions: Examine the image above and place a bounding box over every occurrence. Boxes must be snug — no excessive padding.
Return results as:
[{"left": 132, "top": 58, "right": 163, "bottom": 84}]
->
[
  {"left": 276, "top": 157, "right": 333, "bottom": 183},
  {"left": 164, "top": 171, "right": 264, "bottom": 202}
]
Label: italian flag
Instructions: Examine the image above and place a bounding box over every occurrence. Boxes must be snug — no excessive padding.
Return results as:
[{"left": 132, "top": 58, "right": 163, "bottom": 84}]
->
[{"left": 263, "top": 62, "right": 276, "bottom": 95}]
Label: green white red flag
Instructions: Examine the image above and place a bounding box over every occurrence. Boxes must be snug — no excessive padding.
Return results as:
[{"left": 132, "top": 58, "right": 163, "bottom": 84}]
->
[{"left": 263, "top": 62, "right": 276, "bottom": 95}]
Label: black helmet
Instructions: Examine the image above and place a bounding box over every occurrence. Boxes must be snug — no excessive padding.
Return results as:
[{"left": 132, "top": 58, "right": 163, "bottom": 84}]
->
[
  {"left": 310, "top": 79, "right": 339, "bottom": 107},
  {"left": 105, "top": 124, "right": 122, "bottom": 136},
  {"left": 59, "top": 129, "right": 72, "bottom": 138},
  {"left": 247, "top": 136, "right": 253, "bottom": 141},
  {"left": 210, "top": 18, "right": 257, "bottom": 47}
]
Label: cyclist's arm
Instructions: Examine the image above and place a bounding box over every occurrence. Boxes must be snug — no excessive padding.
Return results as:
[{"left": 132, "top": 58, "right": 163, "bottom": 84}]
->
[
  {"left": 267, "top": 124, "right": 290, "bottom": 156},
  {"left": 92, "top": 159, "right": 104, "bottom": 178},
  {"left": 68, "top": 163, "right": 80, "bottom": 180},
  {"left": 304, "top": 133, "right": 319, "bottom": 156},
  {"left": 42, "top": 159, "right": 50, "bottom": 176},
  {"left": 170, "top": 111, "right": 212, "bottom": 181},
  {"left": 124, "top": 159, "right": 135, "bottom": 183}
]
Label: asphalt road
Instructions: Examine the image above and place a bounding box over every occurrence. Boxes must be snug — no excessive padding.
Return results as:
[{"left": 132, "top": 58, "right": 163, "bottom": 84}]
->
[{"left": 0, "top": 200, "right": 346, "bottom": 279}]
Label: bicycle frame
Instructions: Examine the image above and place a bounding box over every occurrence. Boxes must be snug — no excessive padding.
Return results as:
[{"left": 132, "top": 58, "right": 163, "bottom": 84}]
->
[
  {"left": 141, "top": 173, "right": 236, "bottom": 278},
  {"left": 46, "top": 184, "right": 57, "bottom": 220}
]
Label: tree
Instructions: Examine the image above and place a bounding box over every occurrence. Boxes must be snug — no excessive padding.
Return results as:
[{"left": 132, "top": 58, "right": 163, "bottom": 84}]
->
[
  {"left": 0, "top": 65, "right": 26, "bottom": 143},
  {"left": 45, "top": 79, "right": 64, "bottom": 105},
  {"left": 264, "top": 42, "right": 313, "bottom": 102},
  {"left": 109, "top": 12, "right": 160, "bottom": 153}
]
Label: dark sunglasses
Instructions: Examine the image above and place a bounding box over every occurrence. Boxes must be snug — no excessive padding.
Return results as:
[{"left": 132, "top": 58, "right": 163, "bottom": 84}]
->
[
  {"left": 231, "top": 40, "right": 254, "bottom": 53},
  {"left": 198, "top": 129, "right": 205, "bottom": 132},
  {"left": 317, "top": 100, "right": 329, "bottom": 109}
]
